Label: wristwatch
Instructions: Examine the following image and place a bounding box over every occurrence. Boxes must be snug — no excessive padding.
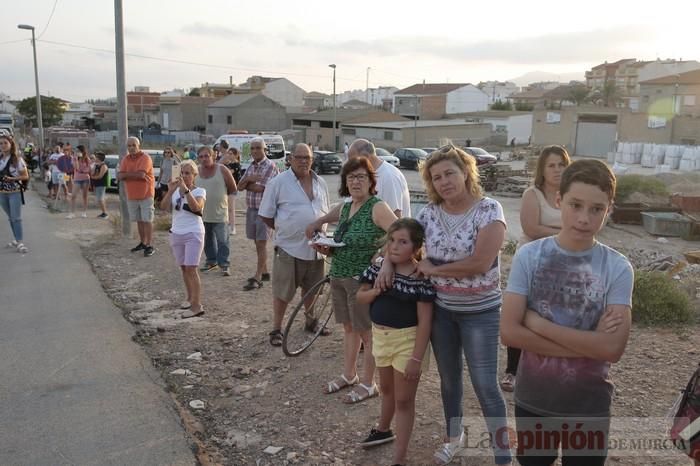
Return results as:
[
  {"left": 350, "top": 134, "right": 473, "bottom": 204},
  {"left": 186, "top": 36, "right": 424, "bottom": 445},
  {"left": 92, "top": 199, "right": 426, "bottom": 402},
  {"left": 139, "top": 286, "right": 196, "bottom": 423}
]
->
[{"left": 183, "top": 189, "right": 191, "bottom": 195}]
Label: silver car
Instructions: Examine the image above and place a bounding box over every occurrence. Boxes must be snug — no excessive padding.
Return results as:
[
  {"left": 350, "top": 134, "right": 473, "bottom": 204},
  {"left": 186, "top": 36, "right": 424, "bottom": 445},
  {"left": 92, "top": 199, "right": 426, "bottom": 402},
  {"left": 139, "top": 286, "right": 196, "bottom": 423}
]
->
[{"left": 375, "top": 148, "right": 400, "bottom": 167}]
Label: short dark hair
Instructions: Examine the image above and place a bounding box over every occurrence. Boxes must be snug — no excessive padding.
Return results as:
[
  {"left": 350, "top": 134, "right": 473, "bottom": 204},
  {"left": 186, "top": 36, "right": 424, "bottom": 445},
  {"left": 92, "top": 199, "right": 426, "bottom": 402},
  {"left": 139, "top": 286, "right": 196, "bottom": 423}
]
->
[
  {"left": 559, "top": 159, "right": 616, "bottom": 201},
  {"left": 338, "top": 157, "right": 377, "bottom": 197},
  {"left": 220, "top": 140, "right": 229, "bottom": 149}
]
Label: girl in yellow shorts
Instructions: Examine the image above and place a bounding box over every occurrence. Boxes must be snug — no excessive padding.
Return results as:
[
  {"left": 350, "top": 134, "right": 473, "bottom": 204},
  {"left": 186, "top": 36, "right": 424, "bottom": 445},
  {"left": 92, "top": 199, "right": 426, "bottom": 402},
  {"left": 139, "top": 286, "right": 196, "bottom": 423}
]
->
[{"left": 356, "top": 218, "right": 435, "bottom": 466}]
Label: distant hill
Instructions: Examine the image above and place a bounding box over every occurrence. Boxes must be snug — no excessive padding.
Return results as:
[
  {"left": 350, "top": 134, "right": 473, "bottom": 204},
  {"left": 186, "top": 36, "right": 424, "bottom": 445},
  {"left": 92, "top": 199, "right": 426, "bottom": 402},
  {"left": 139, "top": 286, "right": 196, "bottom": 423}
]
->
[{"left": 509, "top": 70, "right": 584, "bottom": 87}]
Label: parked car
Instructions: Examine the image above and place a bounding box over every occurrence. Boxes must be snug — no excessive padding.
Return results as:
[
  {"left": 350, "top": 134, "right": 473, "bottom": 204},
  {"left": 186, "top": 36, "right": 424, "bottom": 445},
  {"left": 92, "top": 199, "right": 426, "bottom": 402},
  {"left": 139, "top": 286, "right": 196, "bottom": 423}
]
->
[
  {"left": 463, "top": 146, "right": 498, "bottom": 166},
  {"left": 104, "top": 151, "right": 162, "bottom": 192},
  {"left": 393, "top": 148, "right": 428, "bottom": 170},
  {"left": 421, "top": 147, "right": 438, "bottom": 155},
  {"left": 375, "top": 148, "right": 400, "bottom": 167},
  {"left": 312, "top": 151, "right": 342, "bottom": 174}
]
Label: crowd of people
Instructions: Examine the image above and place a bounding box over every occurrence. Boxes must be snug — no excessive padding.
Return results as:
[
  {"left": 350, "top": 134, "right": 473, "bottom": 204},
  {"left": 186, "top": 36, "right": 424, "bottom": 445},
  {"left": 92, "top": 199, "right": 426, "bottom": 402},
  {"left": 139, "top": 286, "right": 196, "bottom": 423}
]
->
[{"left": 9, "top": 133, "right": 698, "bottom": 466}]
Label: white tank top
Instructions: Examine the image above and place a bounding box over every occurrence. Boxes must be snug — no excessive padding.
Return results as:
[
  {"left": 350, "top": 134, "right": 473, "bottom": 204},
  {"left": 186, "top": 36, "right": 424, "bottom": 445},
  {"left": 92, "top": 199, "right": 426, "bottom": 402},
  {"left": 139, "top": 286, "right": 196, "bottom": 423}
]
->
[{"left": 519, "top": 186, "right": 561, "bottom": 245}]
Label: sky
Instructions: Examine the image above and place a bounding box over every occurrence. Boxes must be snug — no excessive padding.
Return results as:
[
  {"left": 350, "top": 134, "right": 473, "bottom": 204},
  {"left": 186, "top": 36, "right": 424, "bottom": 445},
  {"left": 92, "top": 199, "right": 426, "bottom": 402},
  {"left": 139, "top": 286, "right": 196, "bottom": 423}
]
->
[{"left": 2, "top": 0, "right": 699, "bottom": 102}]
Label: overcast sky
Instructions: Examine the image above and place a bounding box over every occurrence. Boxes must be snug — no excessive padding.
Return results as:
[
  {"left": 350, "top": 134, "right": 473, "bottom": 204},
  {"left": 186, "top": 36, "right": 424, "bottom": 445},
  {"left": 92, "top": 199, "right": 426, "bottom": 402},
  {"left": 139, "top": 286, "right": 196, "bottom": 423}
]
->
[{"left": 3, "top": 0, "right": 698, "bottom": 102}]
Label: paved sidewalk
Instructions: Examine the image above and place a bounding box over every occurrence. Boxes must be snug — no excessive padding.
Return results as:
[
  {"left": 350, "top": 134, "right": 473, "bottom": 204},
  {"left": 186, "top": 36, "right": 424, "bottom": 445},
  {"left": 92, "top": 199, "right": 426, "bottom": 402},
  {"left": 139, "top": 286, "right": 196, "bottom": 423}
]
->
[{"left": 0, "top": 191, "right": 195, "bottom": 465}]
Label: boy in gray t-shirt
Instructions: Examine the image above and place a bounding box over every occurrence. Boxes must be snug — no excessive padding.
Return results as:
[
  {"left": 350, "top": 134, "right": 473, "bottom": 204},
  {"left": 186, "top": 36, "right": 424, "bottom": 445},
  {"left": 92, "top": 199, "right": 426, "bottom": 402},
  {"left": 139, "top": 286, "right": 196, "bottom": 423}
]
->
[{"left": 501, "top": 159, "right": 633, "bottom": 466}]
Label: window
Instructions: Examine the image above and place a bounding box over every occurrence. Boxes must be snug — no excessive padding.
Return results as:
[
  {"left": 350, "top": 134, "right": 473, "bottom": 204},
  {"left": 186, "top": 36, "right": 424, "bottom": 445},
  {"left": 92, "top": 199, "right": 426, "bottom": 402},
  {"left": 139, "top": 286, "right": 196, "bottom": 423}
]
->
[
  {"left": 683, "top": 95, "right": 696, "bottom": 106},
  {"left": 341, "top": 128, "right": 356, "bottom": 135},
  {"left": 384, "top": 131, "right": 393, "bottom": 140},
  {"left": 227, "top": 115, "right": 232, "bottom": 124},
  {"left": 208, "top": 114, "right": 213, "bottom": 124}
]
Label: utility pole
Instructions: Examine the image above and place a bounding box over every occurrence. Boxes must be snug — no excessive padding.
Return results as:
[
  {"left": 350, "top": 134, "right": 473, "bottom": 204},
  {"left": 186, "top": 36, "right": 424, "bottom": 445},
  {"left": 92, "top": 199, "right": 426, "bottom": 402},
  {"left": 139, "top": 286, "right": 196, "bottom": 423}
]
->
[
  {"left": 366, "top": 67, "right": 371, "bottom": 105},
  {"left": 413, "top": 94, "right": 418, "bottom": 147},
  {"left": 17, "top": 25, "right": 43, "bottom": 158},
  {"left": 329, "top": 64, "right": 337, "bottom": 151},
  {"left": 115, "top": 0, "right": 130, "bottom": 235}
]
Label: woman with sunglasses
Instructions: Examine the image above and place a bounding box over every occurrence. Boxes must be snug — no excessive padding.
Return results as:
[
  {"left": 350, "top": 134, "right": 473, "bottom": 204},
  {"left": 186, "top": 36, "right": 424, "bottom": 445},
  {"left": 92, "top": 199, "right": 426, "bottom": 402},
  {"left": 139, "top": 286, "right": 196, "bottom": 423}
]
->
[
  {"left": 315, "top": 157, "right": 397, "bottom": 404},
  {"left": 160, "top": 160, "right": 207, "bottom": 318},
  {"left": 0, "top": 135, "right": 29, "bottom": 253},
  {"left": 377, "top": 144, "right": 512, "bottom": 465}
]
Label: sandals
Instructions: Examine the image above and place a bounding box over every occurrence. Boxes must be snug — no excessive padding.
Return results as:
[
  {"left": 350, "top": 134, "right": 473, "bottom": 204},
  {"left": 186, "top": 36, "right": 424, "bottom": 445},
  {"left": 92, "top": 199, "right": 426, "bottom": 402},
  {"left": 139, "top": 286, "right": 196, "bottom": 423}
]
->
[
  {"left": 269, "top": 330, "right": 283, "bottom": 347},
  {"left": 324, "top": 373, "right": 359, "bottom": 394},
  {"left": 180, "top": 301, "right": 192, "bottom": 310},
  {"left": 343, "top": 382, "right": 379, "bottom": 404},
  {"left": 500, "top": 373, "right": 515, "bottom": 392},
  {"left": 243, "top": 277, "right": 263, "bottom": 291},
  {"left": 433, "top": 432, "right": 466, "bottom": 465},
  {"left": 181, "top": 306, "right": 205, "bottom": 319},
  {"left": 305, "top": 318, "right": 332, "bottom": 336}
]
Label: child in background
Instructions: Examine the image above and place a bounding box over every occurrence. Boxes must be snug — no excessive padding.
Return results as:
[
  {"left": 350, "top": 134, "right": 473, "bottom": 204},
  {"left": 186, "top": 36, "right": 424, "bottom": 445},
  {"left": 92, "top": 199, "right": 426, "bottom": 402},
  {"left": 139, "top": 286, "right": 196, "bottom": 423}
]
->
[
  {"left": 501, "top": 159, "right": 634, "bottom": 466},
  {"left": 356, "top": 218, "right": 435, "bottom": 466}
]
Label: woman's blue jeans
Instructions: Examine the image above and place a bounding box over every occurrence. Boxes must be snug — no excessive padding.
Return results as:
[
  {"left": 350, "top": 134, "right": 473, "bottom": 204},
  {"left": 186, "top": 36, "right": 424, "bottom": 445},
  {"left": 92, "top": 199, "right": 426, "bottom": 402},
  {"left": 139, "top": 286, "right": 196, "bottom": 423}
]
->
[
  {"left": 0, "top": 192, "right": 23, "bottom": 242},
  {"left": 431, "top": 304, "right": 512, "bottom": 464}
]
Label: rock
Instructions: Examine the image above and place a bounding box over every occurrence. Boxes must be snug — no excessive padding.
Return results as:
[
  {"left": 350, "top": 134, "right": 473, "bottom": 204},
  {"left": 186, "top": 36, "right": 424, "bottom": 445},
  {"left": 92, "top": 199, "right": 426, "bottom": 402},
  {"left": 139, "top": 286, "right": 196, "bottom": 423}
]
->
[
  {"left": 263, "top": 446, "right": 283, "bottom": 455},
  {"left": 286, "top": 452, "right": 298, "bottom": 461},
  {"left": 189, "top": 399, "right": 205, "bottom": 409},
  {"left": 657, "top": 237, "right": 668, "bottom": 243},
  {"left": 186, "top": 352, "right": 202, "bottom": 361},
  {"left": 170, "top": 368, "right": 191, "bottom": 376},
  {"left": 183, "top": 385, "right": 194, "bottom": 389},
  {"left": 234, "top": 384, "right": 253, "bottom": 394}
]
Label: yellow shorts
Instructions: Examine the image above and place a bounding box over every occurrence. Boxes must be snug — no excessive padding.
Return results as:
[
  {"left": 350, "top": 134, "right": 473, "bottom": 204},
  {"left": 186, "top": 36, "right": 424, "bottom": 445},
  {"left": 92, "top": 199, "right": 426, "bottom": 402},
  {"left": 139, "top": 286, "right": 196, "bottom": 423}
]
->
[{"left": 372, "top": 325, "right": 430, "bottom": 374}]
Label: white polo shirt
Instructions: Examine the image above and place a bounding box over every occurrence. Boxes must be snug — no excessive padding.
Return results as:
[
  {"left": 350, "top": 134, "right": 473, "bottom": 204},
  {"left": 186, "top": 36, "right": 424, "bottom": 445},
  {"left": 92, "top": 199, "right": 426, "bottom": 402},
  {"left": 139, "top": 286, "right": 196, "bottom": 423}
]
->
[
  {"left": 375, "top": 161, "right": 411, "bottom": 218},
  {"left": 258, "top": 169, "right": 330, "bottom": 260}
]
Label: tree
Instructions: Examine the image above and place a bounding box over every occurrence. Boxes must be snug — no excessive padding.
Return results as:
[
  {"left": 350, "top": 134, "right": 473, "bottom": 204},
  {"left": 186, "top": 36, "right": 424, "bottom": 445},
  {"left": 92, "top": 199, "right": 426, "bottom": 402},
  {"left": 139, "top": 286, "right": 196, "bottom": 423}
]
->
[
  {"left": 566, "top": 85, "right": 590, "bottom": 106},
  {"left": 514, "top": 102, "right": 534, "bottom": 111},
  {"left": 16, "top": 96, "right": 65, "bottom": 126},
  {"left": 490, "top": 100, "right": 513, "bottom": 111},
  {"left": 188, "top": 88, "right": 201, "bottom": 97},
  {"left": 601, "top": 80, "right": 621, "bottom": 107}
]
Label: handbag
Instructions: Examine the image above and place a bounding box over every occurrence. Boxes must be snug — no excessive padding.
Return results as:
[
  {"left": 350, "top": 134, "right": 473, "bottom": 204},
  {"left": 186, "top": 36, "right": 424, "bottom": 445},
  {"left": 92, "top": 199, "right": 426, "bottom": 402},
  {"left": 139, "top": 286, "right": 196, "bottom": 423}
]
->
[{"left": 670, "top": 362, "right": 700, "bottom": 460}]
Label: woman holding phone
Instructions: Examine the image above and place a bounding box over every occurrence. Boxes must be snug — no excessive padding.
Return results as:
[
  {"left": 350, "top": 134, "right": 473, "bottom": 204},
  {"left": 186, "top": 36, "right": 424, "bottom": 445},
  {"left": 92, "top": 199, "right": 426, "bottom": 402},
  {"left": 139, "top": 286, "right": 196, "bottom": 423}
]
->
[{"left": 160, "top": 160, "right": 207, "bottom": 317}]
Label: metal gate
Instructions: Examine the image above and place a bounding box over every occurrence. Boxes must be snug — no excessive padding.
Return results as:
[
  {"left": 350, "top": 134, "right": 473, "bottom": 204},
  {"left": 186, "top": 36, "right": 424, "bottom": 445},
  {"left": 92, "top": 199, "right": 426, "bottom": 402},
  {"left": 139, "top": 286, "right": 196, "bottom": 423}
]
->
[{"left": 574, "top": 121, "right": 617, "bottom": 158}]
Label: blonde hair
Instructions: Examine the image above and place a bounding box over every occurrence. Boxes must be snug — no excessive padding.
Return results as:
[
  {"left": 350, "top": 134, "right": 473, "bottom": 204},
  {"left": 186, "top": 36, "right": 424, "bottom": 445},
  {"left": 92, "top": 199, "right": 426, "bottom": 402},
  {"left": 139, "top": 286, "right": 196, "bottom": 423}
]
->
[
  {"left": 420, "top": 143, "right": 482, "bottom": 204},
  {"left": 180, "top": 159, "right": 199, "bottom": 176}
]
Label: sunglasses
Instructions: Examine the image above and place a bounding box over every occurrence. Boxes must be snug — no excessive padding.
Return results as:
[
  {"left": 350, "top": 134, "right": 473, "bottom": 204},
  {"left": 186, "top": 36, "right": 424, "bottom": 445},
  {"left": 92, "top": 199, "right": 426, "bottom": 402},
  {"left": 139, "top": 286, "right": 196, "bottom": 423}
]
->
[
  {"left": 334, "top": 221, "right": 349, "bottom": 243},
  {"left": 175, "top": 197, "right": 182, "bottom": 211}
]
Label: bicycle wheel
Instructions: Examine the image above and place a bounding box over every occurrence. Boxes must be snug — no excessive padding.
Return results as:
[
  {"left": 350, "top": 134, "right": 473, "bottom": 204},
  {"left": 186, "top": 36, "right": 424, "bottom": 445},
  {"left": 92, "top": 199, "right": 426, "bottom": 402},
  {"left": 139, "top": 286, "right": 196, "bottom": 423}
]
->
[{"left": 282, "top": 276, "right": 333, "bottom": 357}]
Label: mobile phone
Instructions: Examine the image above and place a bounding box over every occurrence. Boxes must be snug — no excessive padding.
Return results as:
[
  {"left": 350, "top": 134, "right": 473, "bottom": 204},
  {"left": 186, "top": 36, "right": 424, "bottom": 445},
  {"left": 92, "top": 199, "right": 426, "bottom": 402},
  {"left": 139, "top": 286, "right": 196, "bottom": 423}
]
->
[{"left": 171, "top": 165, "right": 181, "bottom": 181}]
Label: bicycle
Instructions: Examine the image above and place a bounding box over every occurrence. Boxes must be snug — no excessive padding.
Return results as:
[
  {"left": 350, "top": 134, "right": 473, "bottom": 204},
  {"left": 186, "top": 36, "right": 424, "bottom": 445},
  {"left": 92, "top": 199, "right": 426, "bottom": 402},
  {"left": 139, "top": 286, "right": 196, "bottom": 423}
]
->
[{"left": 281, "top": 273, "right": 334, "bottom": 357}]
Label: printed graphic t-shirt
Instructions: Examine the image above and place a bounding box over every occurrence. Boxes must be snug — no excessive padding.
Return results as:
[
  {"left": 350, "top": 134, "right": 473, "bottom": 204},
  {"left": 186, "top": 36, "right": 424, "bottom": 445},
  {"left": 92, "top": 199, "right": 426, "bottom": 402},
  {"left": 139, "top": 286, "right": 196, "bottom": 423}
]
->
[{"left": 505, "top": 237, "right": 633, "bottom": 417}]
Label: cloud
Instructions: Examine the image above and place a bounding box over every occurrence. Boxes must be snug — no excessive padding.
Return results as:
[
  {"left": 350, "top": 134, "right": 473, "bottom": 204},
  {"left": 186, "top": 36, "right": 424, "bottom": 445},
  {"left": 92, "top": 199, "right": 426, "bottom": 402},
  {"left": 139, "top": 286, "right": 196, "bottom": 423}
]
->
[
  {"left": 179, "top": 22, "right": 259, "bottom": 41},
  {"left": 285, "top": 26, "right": 655, "bottom": 65}
]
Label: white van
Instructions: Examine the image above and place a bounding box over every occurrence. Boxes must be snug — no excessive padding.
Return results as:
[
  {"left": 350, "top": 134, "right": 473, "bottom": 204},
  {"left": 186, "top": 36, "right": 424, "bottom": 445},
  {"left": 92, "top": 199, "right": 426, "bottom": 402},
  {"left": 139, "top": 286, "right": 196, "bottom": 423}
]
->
[{"left": 214, "top": 133, "right": 286, "bottom": 173}]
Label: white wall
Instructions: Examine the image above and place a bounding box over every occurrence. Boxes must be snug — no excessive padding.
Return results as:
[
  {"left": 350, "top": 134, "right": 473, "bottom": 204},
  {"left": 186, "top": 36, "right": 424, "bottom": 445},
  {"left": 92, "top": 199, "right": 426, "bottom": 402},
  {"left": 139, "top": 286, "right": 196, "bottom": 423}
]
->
[
  {"left": 446, "top": 85, "right": 489, "bottom": 114},
  {"left": 507, "top": 114, "right": 534, "bottom": 144},
  {"left": 262, "top": 78, "right": 305, "bottom": 111}
]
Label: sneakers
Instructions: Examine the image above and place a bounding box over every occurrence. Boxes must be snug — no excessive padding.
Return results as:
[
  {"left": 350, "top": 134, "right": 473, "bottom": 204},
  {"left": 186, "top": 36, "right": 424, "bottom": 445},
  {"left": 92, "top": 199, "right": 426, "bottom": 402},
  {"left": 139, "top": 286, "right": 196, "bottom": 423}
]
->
[
  {"left": 433, "top": 432, "right": 466, "bottom": 465},
  {"left": 200, "top": 263, "right": 219, "bottom": 272},
  {"left": 359, "top": 428, "right": 396, "bottom": 448},
  {"left": 81, "top": 212, "right": 87, "bottom": 218},
  {"left": 131, "top": 242, "right": 146, "bottom": 252},
  {"left": 500, "top": 373, "right": 515, "bottom": 392},
  {"left": 98, "top": 213, "right": 109, "bottom": 218},
  {"left": 143, "top": 245, "right": 155, "bottom": 257},
  {"left": 221, "top": 266, "right": 231, "bottom": 276},
  {"left": 66, "top": 213, "right": 75, "bottom": 219},
  {"left": 261, "top": 272, "right": 271, "bottom": 282}
]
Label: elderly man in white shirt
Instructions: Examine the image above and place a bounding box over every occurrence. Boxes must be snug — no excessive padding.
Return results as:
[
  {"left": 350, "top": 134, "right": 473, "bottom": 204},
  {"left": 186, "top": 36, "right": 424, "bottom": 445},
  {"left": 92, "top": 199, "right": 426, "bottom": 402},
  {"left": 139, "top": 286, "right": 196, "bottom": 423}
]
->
[{"left": 259, "top": 143, "right": 331, "bottom": 347}]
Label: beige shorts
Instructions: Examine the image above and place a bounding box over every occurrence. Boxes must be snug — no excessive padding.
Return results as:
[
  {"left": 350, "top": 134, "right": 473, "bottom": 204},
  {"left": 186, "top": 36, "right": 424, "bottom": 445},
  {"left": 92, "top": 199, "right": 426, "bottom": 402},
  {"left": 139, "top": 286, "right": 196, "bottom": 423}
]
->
[
  {"left": 127, "top": 198, "right": 154, "bottom": 223},
  {"left": 372, "top": 325, "right": 430, "bottom": 374},
  {"left": 331, "top": 277, "right": 371, "bottom": 332},
  {"left": 272, "top": 247, "right": 325, "bottom": 303}
]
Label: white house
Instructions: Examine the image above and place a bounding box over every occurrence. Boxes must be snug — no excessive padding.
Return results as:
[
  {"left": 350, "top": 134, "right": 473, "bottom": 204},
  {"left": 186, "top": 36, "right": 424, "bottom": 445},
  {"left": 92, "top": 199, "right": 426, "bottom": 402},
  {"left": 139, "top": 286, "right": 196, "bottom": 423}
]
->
[
  {"left": 394, "top": 83, "right": 489, "bottom": 120},
  {"left": 459, "top": 111, "right": 534, "bottom": 145},
  {"left": 478, "top": 81, "right": 520, "bottom": 105}
]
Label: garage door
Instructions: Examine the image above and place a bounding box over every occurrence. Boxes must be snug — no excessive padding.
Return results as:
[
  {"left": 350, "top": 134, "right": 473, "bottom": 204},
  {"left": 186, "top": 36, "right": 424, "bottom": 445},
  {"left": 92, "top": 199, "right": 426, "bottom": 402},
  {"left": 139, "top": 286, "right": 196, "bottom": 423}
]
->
[{"left": 575, "top": 122, "right": 617, "bottom": 158}]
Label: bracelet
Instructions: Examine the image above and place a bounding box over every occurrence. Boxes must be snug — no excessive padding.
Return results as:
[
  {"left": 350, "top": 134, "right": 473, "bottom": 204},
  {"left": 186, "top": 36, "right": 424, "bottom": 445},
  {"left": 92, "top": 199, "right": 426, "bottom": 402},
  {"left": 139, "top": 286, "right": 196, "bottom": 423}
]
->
[{"left": 409, "top": 356, "right": 422, "bottom": 363}]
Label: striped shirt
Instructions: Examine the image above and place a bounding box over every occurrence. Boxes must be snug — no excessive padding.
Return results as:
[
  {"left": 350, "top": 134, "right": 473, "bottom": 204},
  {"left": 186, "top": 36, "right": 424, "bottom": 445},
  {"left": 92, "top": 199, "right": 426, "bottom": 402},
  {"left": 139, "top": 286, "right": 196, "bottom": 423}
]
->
[
  {"left": 416, "top": 198, "right": 506, "bottom": 312},
  {"left": 240, "top": 157, "right": 279, "bottom": 209}
]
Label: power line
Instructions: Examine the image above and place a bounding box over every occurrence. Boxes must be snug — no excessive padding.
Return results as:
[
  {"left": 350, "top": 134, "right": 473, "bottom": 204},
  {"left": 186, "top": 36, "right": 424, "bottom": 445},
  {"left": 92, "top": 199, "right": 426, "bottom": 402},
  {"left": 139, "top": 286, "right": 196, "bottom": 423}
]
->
[
  {"left": 37, "top": 0, "right": 60, "bottom": 39},
  {"left": 37, "top": 39, "right": 371, "bottom": 86},
  {"left": 0, "top": 39, "right": 29, "bottom": 46}
]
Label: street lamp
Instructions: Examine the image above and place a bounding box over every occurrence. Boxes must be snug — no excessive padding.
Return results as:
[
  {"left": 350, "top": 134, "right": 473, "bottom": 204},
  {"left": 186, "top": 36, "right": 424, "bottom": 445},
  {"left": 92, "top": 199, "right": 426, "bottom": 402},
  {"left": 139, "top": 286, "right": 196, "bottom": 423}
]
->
[
  {"left": 329, "top": 64, "right": 337, "bottom": 151},
  {"left": 17, "top": 24, "right": 44, "bottom": 159}
]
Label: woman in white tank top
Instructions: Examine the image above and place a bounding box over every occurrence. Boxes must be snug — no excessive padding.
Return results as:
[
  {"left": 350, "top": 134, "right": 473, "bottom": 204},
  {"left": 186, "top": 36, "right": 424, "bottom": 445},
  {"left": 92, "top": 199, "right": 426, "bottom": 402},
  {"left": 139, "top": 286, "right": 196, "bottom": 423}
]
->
[{"left": 502, "top": 145, "right": 571, "bottom": 392}]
